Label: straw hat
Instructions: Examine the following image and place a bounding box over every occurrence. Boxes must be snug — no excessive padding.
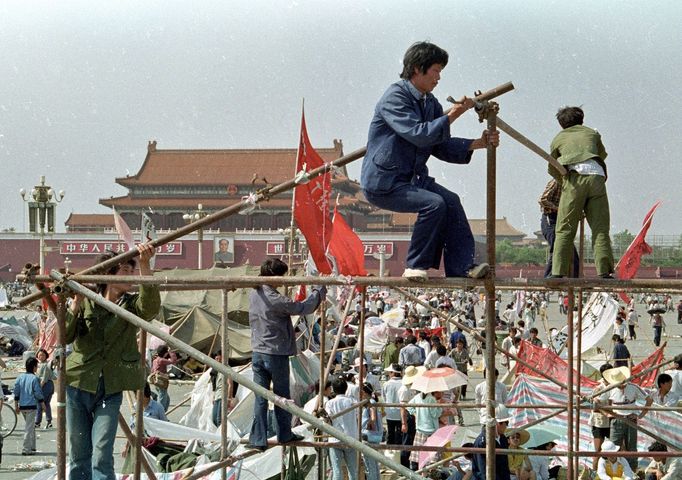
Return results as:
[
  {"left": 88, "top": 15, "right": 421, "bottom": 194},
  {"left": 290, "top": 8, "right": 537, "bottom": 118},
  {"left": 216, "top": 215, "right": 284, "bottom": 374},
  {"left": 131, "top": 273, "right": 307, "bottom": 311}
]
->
[
  {"left": 402, "top": 366, "right": 426, "bottom": 385},
  {"left": 602, "top": 366, "right": 631, "bottom": 385},
  {"left": 600, "top": 440, "right": 620, "bottom": 452},
  {"left": 507, "top": 429, "right": 530, "bottom": 445}
]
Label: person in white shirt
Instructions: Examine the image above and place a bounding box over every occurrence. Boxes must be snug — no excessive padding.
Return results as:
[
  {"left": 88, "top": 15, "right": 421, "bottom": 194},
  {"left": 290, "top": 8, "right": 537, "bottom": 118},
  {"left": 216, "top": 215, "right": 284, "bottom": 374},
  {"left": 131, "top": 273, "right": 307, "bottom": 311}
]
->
[
  {"left": 596, "top": 440, "right": 635, "bottom": 480},
  {"left": 474, "top": 368, "right": 508, "bottom": 425},
  {"left": 649, "top": 373, "right": 681, "bottom": 407},
  {"left": 613, "top": 316, "right": 628, "bottom": 342},
  {"left": 302, "top": 380, "right": 332, "bottom": 426},
  {"left": 626, "top": 308, "right": 638, "bottom": 340},
  {"left": 604, "top": 366, "right": 653, "bottom": 471},
  {"left": 665, "top": 354, "right": 682, "bottom": 397},
  {"left": 417, "top": 332, "right": 431, "bottom": 358},
  {"left": 500, "top": 328, "right": 518, "bottom": 370},
  {"left": 381, "top": 364, "right": 404, "bottom": 445},
  {"left": 646, "top": 441, "right": 682, "bottom": 480},
  {"left": 502, "top": 303, "right": 519, "bottom": 327},
  {"left": 325, "top": 378, "right": 359, "bottom": 480}
]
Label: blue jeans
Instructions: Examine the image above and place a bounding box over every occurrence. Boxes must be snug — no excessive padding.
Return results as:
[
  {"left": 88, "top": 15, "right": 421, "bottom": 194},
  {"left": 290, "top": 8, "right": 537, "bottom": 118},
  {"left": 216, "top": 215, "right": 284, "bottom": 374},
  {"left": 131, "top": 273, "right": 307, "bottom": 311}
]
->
[
  {"left": 249, "top": 352, "right": 294, "bottom": 446},
  {"left": 212, "top": 399, "right": 222, "bottom": 427},
  {"left": 329, "top": 447, "right": 358, "bottom": 480},
  {"left": 155, "top": 386, "right": 170, "bottom": 411},
  {"left": 66, "top": 378, "right": 123, "bottom": 480},
  {"left": 364, "top": 181, "right": 475, "bottom": 277},
  {"left": 541, "top": 213, "right": 579, "bottom": 277},
  {"left": 37, "top": 379, "right": 55, "bottom": 425},
  {"left": 363, "top": 441, "right": 380, "bottom": 480},
  {"left": 654, "top": 326, "right": 662, "bottom": 346}
]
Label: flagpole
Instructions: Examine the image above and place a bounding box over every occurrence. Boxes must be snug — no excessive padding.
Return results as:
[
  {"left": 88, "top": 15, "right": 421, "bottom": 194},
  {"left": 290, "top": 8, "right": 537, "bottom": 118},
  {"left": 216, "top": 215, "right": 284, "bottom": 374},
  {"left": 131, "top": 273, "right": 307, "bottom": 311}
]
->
[{"left": 287, "top": 100, "right": 305, "bottom": 277}]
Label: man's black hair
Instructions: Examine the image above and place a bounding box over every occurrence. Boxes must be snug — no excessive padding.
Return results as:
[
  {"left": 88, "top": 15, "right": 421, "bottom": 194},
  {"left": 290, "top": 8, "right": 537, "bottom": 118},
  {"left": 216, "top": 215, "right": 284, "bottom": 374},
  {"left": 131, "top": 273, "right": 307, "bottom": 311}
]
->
[
  {"left": 95, "top": 249, "right": 137, "bottom": 294},
  {"left": 400, "top": 42, "right": 449, "bottom": 80},
  {"left": 332, "top": 377, "right": 348, "bottom": 395},
  {"left": 436, "top": 344, "right": 446, "bottom": 356},
  {"left": 25, "top": 356, "right": 39, "bottom": 373},
  {"left": 599, "top": 363, "right": 613, "bottom": 374},
  {"left": 556, "top": 106, "right": 584, "bottom": 129},
  {"left": 648, "top": 441, "right": 667, "bottom": 452},
  {"left": 259, "top": 258, "right": 288, "bottom": 277},
  {"left": 406, "top": 334, "right": 417, "bottom": 345},
  {"left": 657, "top": 373, "right": 673, "bottom": 388},
  {"left": 144, "top": 382, "right": 152, "bottom": 398}
]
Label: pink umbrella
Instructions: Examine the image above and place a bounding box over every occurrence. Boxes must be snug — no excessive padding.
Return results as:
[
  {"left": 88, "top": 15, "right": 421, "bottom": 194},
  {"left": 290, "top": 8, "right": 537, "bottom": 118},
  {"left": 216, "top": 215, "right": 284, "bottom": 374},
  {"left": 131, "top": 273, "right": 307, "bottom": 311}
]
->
[
  {"left": 418, "top": 425, "right": 458, "bottom": 469},
  {"left": 411, "top": 367, "right": 468, "bottom": 394}
]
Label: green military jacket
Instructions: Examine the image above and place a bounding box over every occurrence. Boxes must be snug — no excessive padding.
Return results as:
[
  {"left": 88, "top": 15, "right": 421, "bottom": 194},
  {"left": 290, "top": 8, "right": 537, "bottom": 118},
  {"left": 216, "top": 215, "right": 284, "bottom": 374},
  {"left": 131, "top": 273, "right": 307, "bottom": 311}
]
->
[
  {"left": 65, "top": 285, "right": 161, "bottom": 394},
  {"left": 548, "top": 124, "right": 608, "bottom": 180}
]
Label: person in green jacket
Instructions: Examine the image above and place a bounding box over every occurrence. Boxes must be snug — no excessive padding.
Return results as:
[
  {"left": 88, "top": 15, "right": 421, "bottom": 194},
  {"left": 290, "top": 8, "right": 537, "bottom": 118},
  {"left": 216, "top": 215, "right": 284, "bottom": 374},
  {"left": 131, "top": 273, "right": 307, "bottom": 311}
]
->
[
  {"left": 65, "top": 243, "right": 160, "bottom": 480},
  {"left": 548, "top": 106, "right": 614, "bottom": 278}
]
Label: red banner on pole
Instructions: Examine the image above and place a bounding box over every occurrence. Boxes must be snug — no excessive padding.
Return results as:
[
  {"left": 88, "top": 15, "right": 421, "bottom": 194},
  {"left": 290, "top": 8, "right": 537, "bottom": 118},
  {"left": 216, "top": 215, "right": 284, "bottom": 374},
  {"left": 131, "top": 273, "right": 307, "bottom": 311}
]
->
[{"left": 328, "top": 207, "right": 367, "bottom": 276}]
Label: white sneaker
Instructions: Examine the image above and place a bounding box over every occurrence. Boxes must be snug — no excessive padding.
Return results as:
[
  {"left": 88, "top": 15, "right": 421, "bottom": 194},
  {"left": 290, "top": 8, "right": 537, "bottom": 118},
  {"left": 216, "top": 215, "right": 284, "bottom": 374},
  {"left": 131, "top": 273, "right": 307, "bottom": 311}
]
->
[
  {"left": 402, "top": 268, "right": 428, "bottom": 281},
  {"left": 467, "top": 263, "right": 490, "bottom": 279}
]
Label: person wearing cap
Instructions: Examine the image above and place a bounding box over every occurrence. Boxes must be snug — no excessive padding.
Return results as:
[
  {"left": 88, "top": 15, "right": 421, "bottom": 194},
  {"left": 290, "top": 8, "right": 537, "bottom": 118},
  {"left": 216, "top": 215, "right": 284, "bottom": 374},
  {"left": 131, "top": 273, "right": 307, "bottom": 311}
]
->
[
  {"left": 471, "top": 405, "right": 512, "bottom": 480},
  {"left": 596, "top": 440, "right": 635, "bottom": 480},
  {"left": 382, "top": 336, "right": 404, "bottom": 369},
  {"left": 645, "top": 441, "right": 682, "bottom": 480},
  {"left": 604, "top": 366, "right": 653, "bottom": 471},
  {"left": 382, "top": 363, "right": 404, "bottom": 445},
  {"left": 590, "top": 363, "right": 614, "bottom": 470},
  {"left": 507, "top": 429, "right": 533, "bottom": 480},
  {"left": 399, "top": 365, "right": 423, "bottom": 468}
]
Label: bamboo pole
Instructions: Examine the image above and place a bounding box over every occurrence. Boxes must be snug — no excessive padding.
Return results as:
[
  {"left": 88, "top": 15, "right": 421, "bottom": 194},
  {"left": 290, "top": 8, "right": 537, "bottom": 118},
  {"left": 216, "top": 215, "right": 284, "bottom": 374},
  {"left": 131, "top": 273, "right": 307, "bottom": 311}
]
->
[
  {"left": 50, "top": 271, "right": 426, "bottom": 480},
  {"left": 56, "top": 297, "right": 67, "bottom": 480},
  {"left": 566, "top": 287, "right": 575, "bottom": 480},
  {"left": 134, "top": 330, "right": 147, "bottom": 480},
  {"left": 23, "top": 273, "right": 682, "bottom": 292},
  {"left": 221, "top": 289, "right": 229, "bottom": 480},
  {"left": 117, "top": 414, "right": 158, "bottom": 479},
  {"left": 484, "top": 102, "right": 498, "bottom": 480},
  {"left": 357, "top": 290, "right": 367, "bottom": 480}
]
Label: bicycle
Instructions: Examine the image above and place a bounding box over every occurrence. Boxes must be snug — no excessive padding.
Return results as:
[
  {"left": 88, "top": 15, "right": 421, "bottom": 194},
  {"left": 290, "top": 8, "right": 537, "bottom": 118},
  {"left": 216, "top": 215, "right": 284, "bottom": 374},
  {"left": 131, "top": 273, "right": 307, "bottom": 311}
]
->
[{"left": 1, "top": 395, "right": 18, "bottom": 438}]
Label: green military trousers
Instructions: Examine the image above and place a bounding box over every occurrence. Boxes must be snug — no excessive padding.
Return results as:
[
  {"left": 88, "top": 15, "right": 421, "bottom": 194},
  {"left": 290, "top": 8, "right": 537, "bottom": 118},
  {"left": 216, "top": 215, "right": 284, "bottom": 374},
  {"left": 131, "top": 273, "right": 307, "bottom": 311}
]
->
[{"left": 551, "top": 171, "right": 614, "bottom": 276}]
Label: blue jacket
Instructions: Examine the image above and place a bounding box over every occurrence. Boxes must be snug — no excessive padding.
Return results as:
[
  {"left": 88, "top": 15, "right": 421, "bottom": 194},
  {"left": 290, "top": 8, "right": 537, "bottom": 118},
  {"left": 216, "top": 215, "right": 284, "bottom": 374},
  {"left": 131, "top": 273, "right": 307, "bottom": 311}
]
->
[
  {"left": 14, "top": 372, "right": 44, "bottom": 410},
  {"left": 361, "top": 79, "right": 474, "bottom": 195},
  {"left": 472, "top": 429, "right": 511, "bottom": 480}
]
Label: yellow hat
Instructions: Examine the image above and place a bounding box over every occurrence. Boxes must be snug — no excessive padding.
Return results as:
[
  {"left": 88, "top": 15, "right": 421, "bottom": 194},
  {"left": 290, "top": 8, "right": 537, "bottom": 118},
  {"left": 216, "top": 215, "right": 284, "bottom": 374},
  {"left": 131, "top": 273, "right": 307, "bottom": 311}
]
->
[{"left": 602, "top": 366, "right": 631, "bottom": 385}]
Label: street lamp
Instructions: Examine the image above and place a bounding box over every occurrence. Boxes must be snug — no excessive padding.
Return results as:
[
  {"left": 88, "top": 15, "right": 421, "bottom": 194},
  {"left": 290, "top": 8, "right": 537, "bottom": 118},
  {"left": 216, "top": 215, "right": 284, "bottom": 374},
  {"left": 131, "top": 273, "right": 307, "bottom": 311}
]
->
[
  {"left": 183, "top": 204, "right": 206, "bottom": 269},
  {"left": 20, "top": 176, "right": 65, "bottom": 273}
]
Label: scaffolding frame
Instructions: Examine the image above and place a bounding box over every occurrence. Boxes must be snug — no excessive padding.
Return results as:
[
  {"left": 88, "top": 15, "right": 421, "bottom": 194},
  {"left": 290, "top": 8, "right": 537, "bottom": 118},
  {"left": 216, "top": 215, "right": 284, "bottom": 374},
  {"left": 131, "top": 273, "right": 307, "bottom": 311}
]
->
[{"left": 16, "top": 83, "right": 682, "bottom": 480}]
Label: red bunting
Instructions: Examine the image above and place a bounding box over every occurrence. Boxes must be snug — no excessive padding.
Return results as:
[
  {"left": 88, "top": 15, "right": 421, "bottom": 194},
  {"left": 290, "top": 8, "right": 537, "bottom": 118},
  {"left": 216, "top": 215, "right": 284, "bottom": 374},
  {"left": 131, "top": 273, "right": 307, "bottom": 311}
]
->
[
  {"left": 328, "top": 207, "right": 367, "bottom": 276},
  {"left": 617, "top": 201, "right": 661, "bottom": 303},
  {"left": 293, "top": 110, "right": 333, "bottom": 274}
]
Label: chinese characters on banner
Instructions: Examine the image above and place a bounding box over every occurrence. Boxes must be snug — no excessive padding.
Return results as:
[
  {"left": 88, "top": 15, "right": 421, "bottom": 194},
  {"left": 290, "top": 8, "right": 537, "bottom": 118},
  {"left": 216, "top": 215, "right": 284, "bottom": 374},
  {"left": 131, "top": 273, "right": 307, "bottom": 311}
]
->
[
  {"left": 266, "top": 241, "right": 392, "bottom": 257},
  {"left": 60, "top": 241, "right": 182, "bottom": 255}
]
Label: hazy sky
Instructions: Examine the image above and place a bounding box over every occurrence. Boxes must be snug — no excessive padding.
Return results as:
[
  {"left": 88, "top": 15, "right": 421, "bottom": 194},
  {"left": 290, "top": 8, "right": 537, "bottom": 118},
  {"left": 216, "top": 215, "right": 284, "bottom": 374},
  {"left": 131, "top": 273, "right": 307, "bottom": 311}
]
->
[{"left": 1, "top": 0, "right": 680, "bottom": 237}]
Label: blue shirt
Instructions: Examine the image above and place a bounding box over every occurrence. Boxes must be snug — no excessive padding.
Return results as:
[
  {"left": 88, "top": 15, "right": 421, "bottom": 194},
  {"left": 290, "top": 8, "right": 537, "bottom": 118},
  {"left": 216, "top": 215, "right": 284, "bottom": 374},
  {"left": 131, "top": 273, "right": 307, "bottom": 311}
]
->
[
  {"left": 449, "top": 330, "right": 467, "bottom": 349},
  {"left": 361, "top": 79, "right": 473, "bottom": 196},
  {"left": 14, "top": 372, "right": 44, "bottom": 409},
  {"left": 143, "top": 399, "right": 168, "bottom": 421},
  {"left": 249, "top": 285, "right": 326, "bottom": 356}
]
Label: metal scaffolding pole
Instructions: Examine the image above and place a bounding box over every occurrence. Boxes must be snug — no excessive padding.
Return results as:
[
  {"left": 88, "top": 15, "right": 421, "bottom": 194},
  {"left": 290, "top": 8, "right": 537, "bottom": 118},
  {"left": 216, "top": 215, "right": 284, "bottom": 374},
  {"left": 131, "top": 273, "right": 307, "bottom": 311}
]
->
[
  {"left": 221, "top": 289, "right": 229, "bottom": 480},
  {"left": 49, "top": 270, "right": 426, "bottom": 480}
]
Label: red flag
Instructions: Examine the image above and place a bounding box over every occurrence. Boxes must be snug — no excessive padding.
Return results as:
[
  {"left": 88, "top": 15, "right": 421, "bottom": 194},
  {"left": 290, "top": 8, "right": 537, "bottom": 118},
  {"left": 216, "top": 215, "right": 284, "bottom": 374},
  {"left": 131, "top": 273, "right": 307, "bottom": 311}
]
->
[
  {"left": 617, "top": 201, "right": 661, "bottom": 302},
  {"left": 328, "top": 207, "right": 367, "bottom": 276},
  {"left": 630, "top": 344, "right": 665, "bottom": 388},
  {"left": 293, "top": 111, "right": 333, "bottom": 274},
  {"left": 294, "top": 284, "right": 307, "bottom": 302}
]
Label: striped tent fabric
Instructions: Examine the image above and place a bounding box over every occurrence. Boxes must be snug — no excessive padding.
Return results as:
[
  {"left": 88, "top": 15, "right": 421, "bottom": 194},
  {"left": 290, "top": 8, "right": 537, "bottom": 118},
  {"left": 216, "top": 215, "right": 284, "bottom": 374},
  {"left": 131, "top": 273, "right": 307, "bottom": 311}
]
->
[{"left": 508, "top": 375, "right": 682, "bottom": 468}]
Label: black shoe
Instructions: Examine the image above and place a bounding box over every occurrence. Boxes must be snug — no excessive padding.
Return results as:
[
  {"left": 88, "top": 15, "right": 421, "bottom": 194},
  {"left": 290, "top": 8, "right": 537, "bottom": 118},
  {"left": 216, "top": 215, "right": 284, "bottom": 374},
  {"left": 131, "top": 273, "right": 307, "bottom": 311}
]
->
[
  {"left": 547, "top": 275, "right": 564, "bottom": 279},
  {"left": 245, "top": 443, "right": 268, "bottom": 452},
  {"left": 281, "top": 433, "right": 305, "bottom": 444},
  {"left": 599, "top": 273, "right": 615, "bottom": 279}
]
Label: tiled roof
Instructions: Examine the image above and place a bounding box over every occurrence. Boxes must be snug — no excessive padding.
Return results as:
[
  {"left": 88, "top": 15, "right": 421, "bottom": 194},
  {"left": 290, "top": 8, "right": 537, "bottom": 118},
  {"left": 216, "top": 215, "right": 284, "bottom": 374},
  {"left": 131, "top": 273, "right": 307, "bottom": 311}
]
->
[
  {"left": 65, "top": 213, "right": 115, "bottom": 227},
  {"left": 116, "top": 140, "right": 344, "bottom": 187},
  {"left": 390, "top": 214, "right": 527, "bottom": 237}
]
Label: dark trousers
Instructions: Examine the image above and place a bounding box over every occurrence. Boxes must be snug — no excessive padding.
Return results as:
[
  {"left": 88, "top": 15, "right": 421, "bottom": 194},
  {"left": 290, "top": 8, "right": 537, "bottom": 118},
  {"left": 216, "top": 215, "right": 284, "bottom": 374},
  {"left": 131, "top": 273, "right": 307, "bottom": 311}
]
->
[
  {"left": 249, "top": 352, "right": 294, "bottom": 446},
  {"left": 400, "top": 414, "right": 416, "bottom": 468},
  {"left": 654, "top": 326, "right": 662, "bottom": 346},
  {"left": 386, "top": 419, "right": 402, "bottom": 446},
  {"left": 365, "top": 181, "right": 475, "bottom": 277},
  {"left": 541, "top": 213, "right": 580, "bottom": 277},
  {"left": 628, "top": 325, "right": 636, "bottom": 340}
]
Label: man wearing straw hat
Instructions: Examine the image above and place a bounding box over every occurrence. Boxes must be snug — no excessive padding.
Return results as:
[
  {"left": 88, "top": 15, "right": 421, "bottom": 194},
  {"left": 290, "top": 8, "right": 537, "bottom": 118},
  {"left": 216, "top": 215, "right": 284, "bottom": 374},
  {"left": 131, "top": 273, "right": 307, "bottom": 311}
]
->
[
  {"left": 398, "top": 365, "right": 424, "bottom": 468},
  {"left": 603, "top": 366, "right": 653, "bottom": 471},
  {"left": 471, "top": 405, "right": 512, "bottom": 480}
]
